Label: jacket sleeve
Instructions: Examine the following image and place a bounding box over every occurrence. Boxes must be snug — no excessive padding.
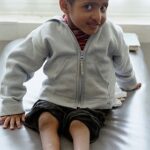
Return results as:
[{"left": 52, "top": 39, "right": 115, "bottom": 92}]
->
[
  {"left": 112, "top": 26, "right": 137, "bottom": 91},
  {"left": 0, "top": 28, "right": 50, "bottom": 116}
]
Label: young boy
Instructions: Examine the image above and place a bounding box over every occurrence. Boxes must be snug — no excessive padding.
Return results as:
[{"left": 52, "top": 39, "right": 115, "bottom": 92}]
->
[{"left": 0, "top": 0, "right": 141, "bottom": 150}]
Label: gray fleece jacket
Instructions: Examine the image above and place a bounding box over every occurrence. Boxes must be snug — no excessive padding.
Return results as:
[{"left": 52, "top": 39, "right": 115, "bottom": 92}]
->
[{"left": 0, "top": 16, "right": 137, "bottom": 116}]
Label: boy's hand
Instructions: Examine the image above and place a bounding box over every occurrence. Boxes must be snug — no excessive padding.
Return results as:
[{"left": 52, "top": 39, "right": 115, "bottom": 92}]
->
[
  {"left": 121, "top": 83, "right": 142, "bottom": 91},
  {"left": 133, "top": 83, "right": 142, "bottom": 90},
  {"left": 0, "top": 113, "right": 25, "bottom": 130}
]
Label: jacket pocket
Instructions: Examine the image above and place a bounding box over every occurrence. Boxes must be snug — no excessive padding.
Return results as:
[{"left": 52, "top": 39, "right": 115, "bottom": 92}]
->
[
  {"left": 44, "top": 56, "right": 77, "bottom": 99},
  {"left": 84, "top": 62, "right": 110, "bottom": 100}
]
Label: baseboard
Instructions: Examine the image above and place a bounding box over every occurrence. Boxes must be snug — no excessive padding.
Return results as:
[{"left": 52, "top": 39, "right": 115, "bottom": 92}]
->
[{"left": 0, "top": 17, "right": 150, "bottom": 43}]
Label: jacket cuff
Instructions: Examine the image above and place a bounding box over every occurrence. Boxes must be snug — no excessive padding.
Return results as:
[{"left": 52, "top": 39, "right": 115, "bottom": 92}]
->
[
  {"left": 0, "top": 98, "right": 24, "bottom": 116},
  {"left": 117, "top": 77, "right": 137, "bottom": 91}
]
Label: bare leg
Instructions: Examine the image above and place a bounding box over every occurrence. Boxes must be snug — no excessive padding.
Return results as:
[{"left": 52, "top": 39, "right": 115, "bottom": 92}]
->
[
  {"left": 69, "top": 120, "right": 90, "bottom": 150},
  {"left": 38, "top": 112, "right": 60, "bottom": 150}
]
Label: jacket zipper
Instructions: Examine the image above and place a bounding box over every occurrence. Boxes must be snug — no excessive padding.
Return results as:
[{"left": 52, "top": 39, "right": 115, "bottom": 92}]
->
[
  {"left": 78, "top": 50, "right": 85, "bottom": 107},
  {"left": 63, "top": 24, "right": 87, "bottom": 107}
]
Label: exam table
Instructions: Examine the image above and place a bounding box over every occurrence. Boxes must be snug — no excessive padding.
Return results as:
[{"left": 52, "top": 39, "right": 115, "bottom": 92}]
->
[{"left": 0, "top": 39, "right": 150, "bottom": 150}]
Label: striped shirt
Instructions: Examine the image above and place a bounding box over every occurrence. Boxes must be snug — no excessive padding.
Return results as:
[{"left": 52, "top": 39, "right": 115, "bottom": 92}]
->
[{"left": 63, "top": 15, "right": 90, "bottom": 50}]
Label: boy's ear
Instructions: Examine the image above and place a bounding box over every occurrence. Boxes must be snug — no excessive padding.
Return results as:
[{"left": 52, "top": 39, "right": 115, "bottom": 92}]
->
[{"left": 59, "top": 0, "right": 69, "bottom": 14}]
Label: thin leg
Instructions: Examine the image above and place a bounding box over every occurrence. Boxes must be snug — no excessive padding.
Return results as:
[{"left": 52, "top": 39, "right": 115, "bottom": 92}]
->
[
  {"left": 38, "top": 112, "right": 60, "bottom": 150},
  {"left": 69, "top": 120, "right": 90, "bottom": 150}
]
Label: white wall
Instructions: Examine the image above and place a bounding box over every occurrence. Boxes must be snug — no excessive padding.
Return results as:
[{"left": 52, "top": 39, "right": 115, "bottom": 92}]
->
[
  {"left": 108, "top": 0, "right": 150, "bottom": 17},
  {"left": 0, "top": 0, "right": 150, "bottom": 18},
  {"left": 0, "top": 0, "right": 150, "bottom": 43},
  {"left": 0, "top": 0, "right": 61, "bottom": 16},
  {"left": 108, "top": 0, "right": 150, "bottom": 43}
]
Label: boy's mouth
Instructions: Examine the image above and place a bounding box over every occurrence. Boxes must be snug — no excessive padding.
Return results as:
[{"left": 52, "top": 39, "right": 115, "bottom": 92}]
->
[{"left": 87, "top": 22, "right": 100, "bottom": 29}]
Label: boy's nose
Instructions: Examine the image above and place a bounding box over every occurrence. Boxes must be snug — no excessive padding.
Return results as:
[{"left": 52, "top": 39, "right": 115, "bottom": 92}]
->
[{"left": 92, "top": 9, "right": 102, "bottom": 24}]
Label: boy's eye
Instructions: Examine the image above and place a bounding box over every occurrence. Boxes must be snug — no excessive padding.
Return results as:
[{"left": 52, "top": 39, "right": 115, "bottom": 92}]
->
[
  {"left": 101, "top": 5, "right": 107, "bottom": 13},
  {"left": 84, "top": 4, "right": 93, "bottom": 11}
]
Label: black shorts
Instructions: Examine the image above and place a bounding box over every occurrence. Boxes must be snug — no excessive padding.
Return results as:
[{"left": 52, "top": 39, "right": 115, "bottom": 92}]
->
[{"left": 24, "top": 100, "right": 109, "bottom": 143}]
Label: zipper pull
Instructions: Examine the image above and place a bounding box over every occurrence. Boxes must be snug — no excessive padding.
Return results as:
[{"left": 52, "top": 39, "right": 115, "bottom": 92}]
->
[{"left": 80, "top": 51, "right": 84, "bottom": 60}]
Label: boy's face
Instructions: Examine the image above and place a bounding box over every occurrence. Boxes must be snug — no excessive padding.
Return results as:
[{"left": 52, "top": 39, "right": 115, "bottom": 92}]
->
[{"left": 61, "top": 0, "right": 108, "bottom": 35}]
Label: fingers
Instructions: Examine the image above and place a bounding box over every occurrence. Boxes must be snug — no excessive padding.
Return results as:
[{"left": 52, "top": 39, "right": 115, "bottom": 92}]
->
[
  {"left": 22, "top": 114, "right": 26, "bottom": 122},
  {"left": 0, "top": 116, "right": 7, "bottom": 124},
  {"left": 0, "top": 114, "right": 25, "bottom": 130},
  {"left": 10, "top": 117, "right": 15, "bottom": 130},
  {"left": 3, "top": 116, "right": 11, "bottom": 129}
]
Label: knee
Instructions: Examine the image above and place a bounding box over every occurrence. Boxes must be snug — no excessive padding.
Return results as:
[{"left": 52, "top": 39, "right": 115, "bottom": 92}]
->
[
  {"left": 38, "top": 112, "right": 59, "bottom": 131},
  {"left": 69, "top": 120, "right": 89, "bottom": 134}
]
